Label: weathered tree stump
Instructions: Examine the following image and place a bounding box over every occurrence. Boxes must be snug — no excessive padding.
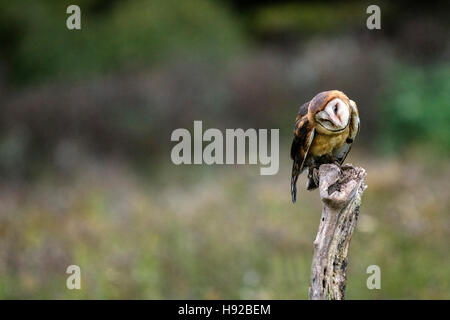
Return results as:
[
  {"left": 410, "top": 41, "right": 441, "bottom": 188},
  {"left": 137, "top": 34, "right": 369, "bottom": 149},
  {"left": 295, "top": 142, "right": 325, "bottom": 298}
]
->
[{"left": 308, "top": 164, "right": 367, "bottom": 300}]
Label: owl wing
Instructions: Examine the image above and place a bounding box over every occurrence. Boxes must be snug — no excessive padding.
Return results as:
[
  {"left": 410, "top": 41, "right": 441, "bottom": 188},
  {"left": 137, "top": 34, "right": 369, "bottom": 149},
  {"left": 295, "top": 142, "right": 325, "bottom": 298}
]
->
[
  {"left": 290, "top": 104, "right": 315, "bottom": 203},
  {"left": 333, "top": 101, "right": 360, "bottom": 164}
]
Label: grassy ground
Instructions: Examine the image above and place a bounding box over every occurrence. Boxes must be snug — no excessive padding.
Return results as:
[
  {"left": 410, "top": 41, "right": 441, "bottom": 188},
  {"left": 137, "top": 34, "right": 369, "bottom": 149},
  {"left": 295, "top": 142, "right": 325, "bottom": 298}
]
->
[{"left": 0, "top": 151, "right": 449, "bottom": 299}]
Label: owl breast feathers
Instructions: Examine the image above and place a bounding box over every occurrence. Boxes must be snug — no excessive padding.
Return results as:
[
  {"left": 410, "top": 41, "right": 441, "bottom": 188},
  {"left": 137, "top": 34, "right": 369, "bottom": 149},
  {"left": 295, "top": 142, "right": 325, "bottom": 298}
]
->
[{"left": 290, "top": 90, "right": 360, "bottom": 203}]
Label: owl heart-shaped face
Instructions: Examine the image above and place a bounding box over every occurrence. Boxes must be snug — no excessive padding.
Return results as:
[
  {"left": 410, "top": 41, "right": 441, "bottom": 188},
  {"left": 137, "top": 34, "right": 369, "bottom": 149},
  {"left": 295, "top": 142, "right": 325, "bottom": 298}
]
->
[{"left": 315, "top": 98, "right": 350, "bottom": 132}]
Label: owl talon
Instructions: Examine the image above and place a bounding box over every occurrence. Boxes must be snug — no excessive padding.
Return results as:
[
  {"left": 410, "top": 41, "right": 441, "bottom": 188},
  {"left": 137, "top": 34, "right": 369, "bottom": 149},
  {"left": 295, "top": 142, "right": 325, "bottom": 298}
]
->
[
  {"left": 307, "top": 166, "right": 320, "bottom": 190},
  {"left": 313, "top": 167, "right": 320, "bottom": 186},
  {"left": 333, "top": 161, "right": 343, "bottom": 173},
  {"left": 328, "top": 157, "right": 345, "bottom": 173}
]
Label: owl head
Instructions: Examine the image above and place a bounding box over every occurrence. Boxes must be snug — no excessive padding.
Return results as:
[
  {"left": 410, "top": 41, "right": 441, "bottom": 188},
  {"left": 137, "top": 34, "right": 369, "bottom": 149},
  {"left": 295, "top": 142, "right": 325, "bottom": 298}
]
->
[{"left": 308, "top": 90, "right": 356, "bottom": 134}]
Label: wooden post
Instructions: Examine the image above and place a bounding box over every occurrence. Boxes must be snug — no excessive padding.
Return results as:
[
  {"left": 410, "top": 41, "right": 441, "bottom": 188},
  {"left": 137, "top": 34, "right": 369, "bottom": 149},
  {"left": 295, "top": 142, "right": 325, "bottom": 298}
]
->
[{"left": 308, "top": 164, "right": 367, "bottom": 300}]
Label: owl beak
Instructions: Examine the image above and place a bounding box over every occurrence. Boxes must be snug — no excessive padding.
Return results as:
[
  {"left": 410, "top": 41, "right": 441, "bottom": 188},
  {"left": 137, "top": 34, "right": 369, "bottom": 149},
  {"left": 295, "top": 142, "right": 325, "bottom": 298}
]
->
[{"left": 330, "top": 113, "right": 342, "bottom": 127}]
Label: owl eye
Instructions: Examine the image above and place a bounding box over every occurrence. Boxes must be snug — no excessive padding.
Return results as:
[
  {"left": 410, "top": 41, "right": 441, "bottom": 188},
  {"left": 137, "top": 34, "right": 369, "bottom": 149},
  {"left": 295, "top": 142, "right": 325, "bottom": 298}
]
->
[{"left": 333, "top": 104, "right": 338, "bottom": 113}]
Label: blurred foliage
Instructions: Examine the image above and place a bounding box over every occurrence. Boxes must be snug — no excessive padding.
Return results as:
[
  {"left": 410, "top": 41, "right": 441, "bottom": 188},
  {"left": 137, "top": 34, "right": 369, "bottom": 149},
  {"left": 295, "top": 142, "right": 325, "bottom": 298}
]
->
[
  {"left": 250, "top": 3, "right": 365, "bottom": 36},
  {"left": 0, "top": 0, "right": 244, "bottom": 84},
  {"left": 380, "top": 64, "right": 450, "bottom": 154},
  {"left": 0, "top": 156, "right": 448, "bottom": 299}
]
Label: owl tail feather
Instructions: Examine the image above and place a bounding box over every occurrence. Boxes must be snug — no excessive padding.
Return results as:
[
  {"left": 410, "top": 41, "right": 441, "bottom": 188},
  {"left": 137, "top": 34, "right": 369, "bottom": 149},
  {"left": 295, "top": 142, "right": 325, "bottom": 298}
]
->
[{"left": 291, "top": 162, "right": 300, "bottom": 203}]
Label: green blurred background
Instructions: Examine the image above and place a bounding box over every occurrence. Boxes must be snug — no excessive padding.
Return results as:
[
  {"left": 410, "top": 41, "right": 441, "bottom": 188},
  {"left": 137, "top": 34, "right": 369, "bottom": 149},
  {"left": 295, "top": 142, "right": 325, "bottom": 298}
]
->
[{"left": 0, "top": 0, "right": 449, "bottom": 299}]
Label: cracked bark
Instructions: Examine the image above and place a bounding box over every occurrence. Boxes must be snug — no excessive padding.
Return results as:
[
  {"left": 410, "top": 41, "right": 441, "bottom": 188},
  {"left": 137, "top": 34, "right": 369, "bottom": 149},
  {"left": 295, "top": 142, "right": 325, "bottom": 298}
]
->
[{"left": 308, "top": 164, "right": 367, "bottom": 300}]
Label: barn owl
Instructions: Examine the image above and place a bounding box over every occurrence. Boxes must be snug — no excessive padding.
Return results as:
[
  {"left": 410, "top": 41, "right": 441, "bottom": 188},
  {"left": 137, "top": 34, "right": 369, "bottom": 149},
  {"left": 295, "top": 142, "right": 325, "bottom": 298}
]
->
[{"left": 290, "top": 90, "right": 360, "bottom": 203}]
